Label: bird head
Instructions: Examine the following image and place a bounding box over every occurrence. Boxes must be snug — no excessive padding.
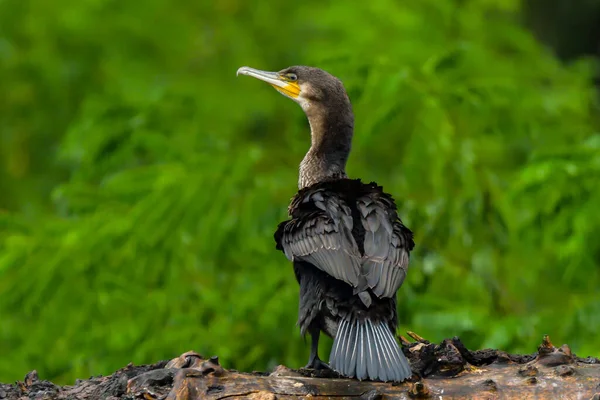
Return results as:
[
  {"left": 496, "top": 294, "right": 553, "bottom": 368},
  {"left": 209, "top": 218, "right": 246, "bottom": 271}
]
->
[{"left": 236, "top": 65, "right": 349, "bottom": 112}]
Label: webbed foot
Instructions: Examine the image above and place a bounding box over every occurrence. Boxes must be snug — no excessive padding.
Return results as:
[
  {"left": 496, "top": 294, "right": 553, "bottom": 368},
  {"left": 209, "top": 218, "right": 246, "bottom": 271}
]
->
[{"left": 304, "top": 357, "right": 330, "bottom": 370}]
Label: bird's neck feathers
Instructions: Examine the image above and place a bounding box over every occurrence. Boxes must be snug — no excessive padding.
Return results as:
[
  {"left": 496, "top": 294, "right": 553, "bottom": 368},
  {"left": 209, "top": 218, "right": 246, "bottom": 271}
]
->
[{"left": 298, "top": 100, "right": 354, "bottom": 189}]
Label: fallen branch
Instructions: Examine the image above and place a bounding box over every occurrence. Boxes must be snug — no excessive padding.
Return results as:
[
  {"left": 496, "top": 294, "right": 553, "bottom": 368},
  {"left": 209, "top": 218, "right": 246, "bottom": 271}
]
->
[{"left": 1, "top": 335, "right": 598, "bottom": 399}]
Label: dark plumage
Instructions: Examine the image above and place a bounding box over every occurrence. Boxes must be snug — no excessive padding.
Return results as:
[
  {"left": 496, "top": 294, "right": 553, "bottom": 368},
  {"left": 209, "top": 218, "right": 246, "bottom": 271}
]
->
[{"left": 237, "top": 65, "right": 415, "bottom": 382}]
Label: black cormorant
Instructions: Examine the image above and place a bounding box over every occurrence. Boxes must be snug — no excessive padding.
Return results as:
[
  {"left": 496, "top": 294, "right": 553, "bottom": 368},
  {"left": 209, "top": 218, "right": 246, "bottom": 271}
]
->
[{"left": 237, "top": 65, "right": 415, "bottom": 382}]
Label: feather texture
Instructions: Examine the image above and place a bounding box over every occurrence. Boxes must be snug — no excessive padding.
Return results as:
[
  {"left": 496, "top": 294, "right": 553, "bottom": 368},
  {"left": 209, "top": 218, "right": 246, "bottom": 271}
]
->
[
  {"left": 330, "top": 316, "right": 411, "bottom": 382},
  {"left": 275, "top": 179, "right": 414, "bottom": 302},
  {"left": 274, "top": 179, "right": 415, "bottom": 382}
]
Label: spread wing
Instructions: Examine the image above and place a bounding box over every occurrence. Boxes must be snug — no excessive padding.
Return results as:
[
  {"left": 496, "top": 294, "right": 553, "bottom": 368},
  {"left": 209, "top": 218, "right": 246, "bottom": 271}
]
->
[
  {"left": 276, "top": 188, "right": 363, "bottom": 288},
  {"left": 275, "top": 184, "right": 414, "bottom": 300},
  {"left": 357, "top": 191, "right": 414, "bottom": 298}
]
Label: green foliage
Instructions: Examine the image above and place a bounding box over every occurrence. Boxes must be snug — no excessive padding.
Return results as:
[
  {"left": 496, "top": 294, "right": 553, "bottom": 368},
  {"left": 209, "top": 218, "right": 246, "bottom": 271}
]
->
[{"left": 1, "top": 0, "right": 599, "bottom": 385}]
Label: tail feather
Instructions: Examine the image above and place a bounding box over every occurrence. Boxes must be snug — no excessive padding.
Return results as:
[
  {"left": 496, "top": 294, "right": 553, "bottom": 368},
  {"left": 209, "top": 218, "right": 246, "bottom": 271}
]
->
[
  {"left": 346, "top": 320, "right": 358, "bottom": 376},
  {"left": 356, "top": 321, "right": 367, "bottom": 380},
  {"left": 365, "top": 320, "right": 378, "bottom": 380},
  {"left": 330, "top": 317, "right": 411, "bottom": 382}
]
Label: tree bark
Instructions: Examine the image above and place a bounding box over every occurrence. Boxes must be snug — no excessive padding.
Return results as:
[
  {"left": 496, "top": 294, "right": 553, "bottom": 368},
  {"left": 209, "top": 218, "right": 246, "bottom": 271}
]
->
[{"left": 1, "top": 335, "right": 598, "bottom": 400}]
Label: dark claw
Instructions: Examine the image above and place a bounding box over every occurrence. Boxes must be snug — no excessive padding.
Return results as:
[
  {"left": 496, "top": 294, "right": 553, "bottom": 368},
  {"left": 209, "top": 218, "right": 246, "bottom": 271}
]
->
[{"left": 305, "top": 358, "right": 330, "bottom": 370}]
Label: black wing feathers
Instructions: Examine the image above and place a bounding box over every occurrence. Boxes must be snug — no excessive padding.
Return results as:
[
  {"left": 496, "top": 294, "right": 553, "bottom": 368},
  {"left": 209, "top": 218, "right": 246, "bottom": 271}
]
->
[
  {"left": 275, "top": 179, "right": 414, "bottom": 300},
  {"left": 358, "top": 187, "right": 413, "bottom": 298},
  {"left": 276, "top": 188, "right": 362, "bottom": 288}
]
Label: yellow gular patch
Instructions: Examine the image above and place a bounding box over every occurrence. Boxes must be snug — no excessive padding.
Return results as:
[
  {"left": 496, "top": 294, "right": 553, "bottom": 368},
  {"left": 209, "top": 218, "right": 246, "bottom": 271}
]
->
[{"left": 271, "top": 81, "right": 300, "bottom": 98}]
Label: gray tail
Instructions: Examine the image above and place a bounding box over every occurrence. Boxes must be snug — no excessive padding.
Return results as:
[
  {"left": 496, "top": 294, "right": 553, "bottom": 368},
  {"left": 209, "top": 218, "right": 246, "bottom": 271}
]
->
[{"left": 329, "top": 317, "right": 411, "bottom": 382}]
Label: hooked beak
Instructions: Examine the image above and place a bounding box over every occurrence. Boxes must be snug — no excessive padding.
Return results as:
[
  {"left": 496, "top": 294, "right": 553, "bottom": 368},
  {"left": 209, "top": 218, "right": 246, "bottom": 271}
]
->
[{"left": 236, "top": 66, "right": 301, "bottom": 99}]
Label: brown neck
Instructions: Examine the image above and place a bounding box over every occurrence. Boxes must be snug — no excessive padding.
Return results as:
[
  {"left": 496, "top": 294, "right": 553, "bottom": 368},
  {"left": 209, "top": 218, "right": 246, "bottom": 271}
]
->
[{"left": 298, "top": 102, "right": 354, "bottom": 189}]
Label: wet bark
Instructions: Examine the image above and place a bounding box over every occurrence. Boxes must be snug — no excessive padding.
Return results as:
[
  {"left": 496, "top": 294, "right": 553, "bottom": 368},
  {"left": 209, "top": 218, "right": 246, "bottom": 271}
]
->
[{"left": 1, "top": 335, "right": 598, "bottom": 400}]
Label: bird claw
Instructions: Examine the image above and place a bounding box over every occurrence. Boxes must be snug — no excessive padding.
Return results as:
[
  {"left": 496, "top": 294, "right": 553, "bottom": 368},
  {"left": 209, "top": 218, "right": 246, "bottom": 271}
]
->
[{"left": 304, "top": 358, "right": 330, "bottom": 370}]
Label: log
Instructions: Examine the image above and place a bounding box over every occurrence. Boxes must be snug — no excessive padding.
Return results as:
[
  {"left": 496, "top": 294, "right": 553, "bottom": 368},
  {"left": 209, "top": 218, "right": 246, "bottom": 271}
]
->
[{"left": 1, "top": 335, "right": 598, "bottom": 400}]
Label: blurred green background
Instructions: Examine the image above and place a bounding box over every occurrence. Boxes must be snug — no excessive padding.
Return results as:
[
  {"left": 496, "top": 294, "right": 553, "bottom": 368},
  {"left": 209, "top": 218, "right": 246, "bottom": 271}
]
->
[{"left": 1, "top": 0, "right": 599, "bottom": 385}]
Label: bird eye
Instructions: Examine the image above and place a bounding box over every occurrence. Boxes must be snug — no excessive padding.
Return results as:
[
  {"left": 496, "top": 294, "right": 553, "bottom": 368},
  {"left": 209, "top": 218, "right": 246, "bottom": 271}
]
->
[{"left": 287, "top": 73, "right": 298, "bottom": 81}]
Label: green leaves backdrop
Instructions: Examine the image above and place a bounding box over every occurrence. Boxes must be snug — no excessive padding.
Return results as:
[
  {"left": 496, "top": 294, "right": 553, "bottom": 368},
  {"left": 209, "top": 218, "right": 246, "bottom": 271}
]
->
[{"left": 1, "top": 0, "right": 598, "bottom": 384}]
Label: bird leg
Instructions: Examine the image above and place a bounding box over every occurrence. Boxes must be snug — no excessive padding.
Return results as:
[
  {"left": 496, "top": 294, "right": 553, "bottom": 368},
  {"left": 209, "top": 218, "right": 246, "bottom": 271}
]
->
[{"left": 305, "top": 328, "right": 330, "bottom": 370}]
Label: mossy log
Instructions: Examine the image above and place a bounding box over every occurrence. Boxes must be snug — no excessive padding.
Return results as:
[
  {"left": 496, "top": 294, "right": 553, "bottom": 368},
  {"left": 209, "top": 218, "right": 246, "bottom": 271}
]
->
[{"left": 1, "top": 335, "right": 598, "bottom": 400}]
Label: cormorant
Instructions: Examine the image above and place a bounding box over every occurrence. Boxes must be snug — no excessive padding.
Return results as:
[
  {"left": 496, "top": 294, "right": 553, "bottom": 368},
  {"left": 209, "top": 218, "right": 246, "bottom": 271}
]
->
[{"left": 237, "top": 65, "right": 415, "bottom": 382}]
